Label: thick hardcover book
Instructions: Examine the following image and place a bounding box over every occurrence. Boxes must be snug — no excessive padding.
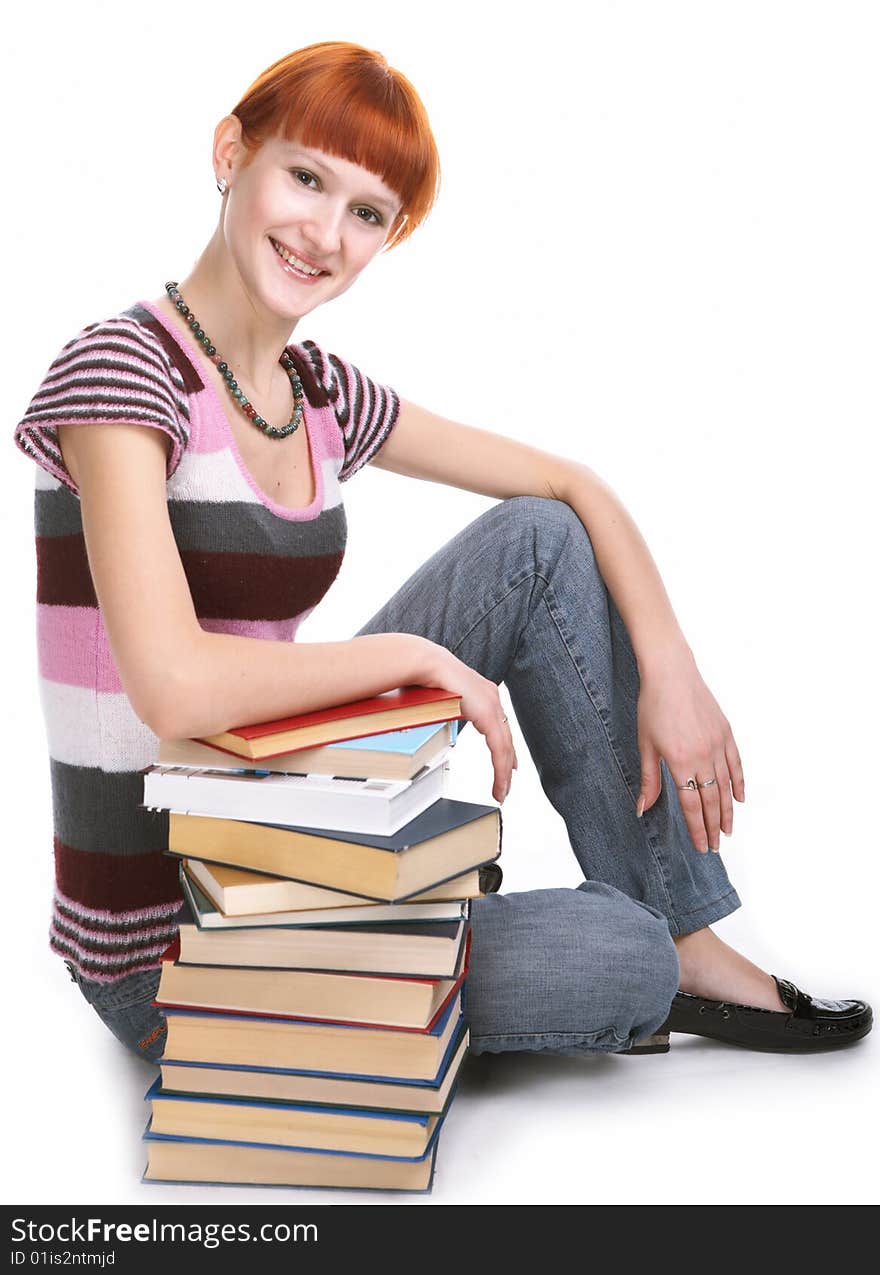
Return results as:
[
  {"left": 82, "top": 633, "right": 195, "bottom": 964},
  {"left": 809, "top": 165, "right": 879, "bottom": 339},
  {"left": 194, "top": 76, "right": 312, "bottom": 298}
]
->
[
  {"left": 160, "top": 987, "right": 466, "bottom": 1080},
  {"left": 143, "top": 749, "right": 449, "bottom": 836},
  {"left": 158, "top": 1023, "right": 470, "bottom": 1114},
  {"left": 180, "top": 865, "right": 471, "bottom": 931},
  {"left": 160, "top": 720, "right": 458, "bottom": 781},
  {"left": 181, "top": 857, "right": 481, "bottom": 918},
  {"left": 176, "top": 904, "right": 470, "bottom": 979},
  {"left": 166, "top": 798, "right": 502, "bottom": 902},
  {"left": 143, "top": 1122, "right": 440, "bottom": 1191},
  {"left": 146, "top": 1076, "right": 458, "bottom": 1158},
  {"left": 196, "top": 686, "right": 462, "bottom": 761},
  {"left": 155, "top": 933, "right": 469, "bottom": 1030}
]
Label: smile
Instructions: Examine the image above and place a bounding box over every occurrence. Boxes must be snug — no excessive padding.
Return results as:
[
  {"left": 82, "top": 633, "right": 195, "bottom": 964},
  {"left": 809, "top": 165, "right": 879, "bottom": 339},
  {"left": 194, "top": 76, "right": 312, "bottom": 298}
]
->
[{"left": 269, "top": 238, "right": 329, "bottom": 280}]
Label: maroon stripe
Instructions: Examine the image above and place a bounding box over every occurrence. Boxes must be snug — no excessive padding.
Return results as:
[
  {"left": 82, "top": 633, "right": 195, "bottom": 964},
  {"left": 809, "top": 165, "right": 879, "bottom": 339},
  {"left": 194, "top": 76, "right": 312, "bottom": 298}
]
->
[
  {"left": 36, "top": 534, "right": 97, "bottom": 607},
  {"left": 55, "top": 840, "right": 181, "bottom": 913},
  {"left": 180, "top": 549, "right": 344, "bottom": 620}
]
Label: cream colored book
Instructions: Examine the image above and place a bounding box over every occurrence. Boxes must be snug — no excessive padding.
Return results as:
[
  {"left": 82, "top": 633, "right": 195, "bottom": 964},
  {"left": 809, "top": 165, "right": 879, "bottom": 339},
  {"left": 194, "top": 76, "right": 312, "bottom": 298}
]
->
[
  {"left": 185, "top": 857, "right": 481, "bottom": 917},
  {"left": 159, "top": 1028, "right": 469, "bottom": 1114}
]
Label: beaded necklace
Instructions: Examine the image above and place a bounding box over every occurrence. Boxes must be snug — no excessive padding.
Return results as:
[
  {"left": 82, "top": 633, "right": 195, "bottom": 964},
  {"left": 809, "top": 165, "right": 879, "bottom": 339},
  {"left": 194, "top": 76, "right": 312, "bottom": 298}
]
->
[{"left": 165, "top": 281, "right": 304, "bottom": 439}]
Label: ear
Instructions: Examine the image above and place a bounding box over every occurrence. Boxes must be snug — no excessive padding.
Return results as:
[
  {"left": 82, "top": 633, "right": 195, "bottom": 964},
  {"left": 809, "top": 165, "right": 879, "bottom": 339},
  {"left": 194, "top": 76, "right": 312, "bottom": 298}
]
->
[{"left": 212, "top": 113, "right": 245, "bottom": 186}]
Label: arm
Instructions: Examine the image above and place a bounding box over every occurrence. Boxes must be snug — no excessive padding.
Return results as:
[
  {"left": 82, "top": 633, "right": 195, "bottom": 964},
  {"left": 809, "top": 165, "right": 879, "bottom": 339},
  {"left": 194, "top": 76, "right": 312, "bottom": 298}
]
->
[
  {"left": 57, "top": 422, "right": 515, "bottom": 802},
  {"left": 373, "top": 398, "right": 693, "bottom": 675},
  {"left": 372, "top": 399, "right": 745, "bottom": 849}
]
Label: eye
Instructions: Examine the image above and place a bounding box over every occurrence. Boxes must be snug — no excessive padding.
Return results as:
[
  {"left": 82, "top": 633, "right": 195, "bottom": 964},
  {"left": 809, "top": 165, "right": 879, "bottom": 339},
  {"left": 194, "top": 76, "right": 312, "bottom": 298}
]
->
[
  {"left": 355, "top": 207, "right": 383, "bottom": 226},
  {"left": 289, "top": 168, "right": 319, "bottom": 189}
]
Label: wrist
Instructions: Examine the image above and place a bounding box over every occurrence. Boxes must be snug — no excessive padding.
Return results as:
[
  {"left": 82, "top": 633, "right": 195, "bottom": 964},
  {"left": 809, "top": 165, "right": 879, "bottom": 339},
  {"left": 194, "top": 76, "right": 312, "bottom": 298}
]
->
[
  {"left": 635, "top": 634, "right": 697, "bottom": 681},
  {"left": 404, "top": 633, "right": 450, "bottom": 687}
]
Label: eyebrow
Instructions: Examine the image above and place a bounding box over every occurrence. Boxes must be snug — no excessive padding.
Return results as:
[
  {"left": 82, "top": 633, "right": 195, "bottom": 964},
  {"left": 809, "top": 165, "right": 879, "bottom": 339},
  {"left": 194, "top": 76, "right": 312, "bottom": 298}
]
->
[{"left": 284, "top": 145, "right": 399, "bottom": 215}]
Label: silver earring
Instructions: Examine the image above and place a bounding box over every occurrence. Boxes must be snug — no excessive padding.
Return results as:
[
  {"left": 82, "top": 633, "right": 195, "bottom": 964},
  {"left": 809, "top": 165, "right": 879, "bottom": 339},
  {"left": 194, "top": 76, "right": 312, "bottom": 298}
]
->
[{"left": 216, "top": 176, "right": 228, "bottom": 194}]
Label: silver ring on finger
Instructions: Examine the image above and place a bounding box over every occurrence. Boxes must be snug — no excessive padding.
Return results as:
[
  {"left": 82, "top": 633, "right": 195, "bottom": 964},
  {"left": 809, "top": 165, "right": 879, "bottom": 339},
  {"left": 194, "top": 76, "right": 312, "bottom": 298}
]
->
[
  {"left": 698, "top": 777, "right": 717, "bottom": 788},
  {"left": 676, "top": 776, "right": 699, "bottom": 791}
]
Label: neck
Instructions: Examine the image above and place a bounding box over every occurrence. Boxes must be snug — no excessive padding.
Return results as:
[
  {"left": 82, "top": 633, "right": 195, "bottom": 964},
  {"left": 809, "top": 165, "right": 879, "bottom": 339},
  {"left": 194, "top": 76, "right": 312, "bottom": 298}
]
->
[{"left": 173, "top": 230, "right": 303, "bottom": 398}]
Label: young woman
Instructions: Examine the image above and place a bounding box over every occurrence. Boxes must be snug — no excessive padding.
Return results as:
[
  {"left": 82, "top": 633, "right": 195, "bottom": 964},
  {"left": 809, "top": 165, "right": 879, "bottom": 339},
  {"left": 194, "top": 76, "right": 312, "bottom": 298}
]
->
[{"left": 14, "top": 41, "right": 871, "bottom": 1065}]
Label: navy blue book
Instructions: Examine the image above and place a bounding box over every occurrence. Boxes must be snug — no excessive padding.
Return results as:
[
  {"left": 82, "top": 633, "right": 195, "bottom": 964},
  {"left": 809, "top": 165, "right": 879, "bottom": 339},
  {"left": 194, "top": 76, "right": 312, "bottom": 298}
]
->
[
  {"left": 160, "top": 985, "right": 467, "bottom": 1081},
  {"left": 166, "top": 797, "right": 501, "bottom": 902},
  {"left": 145, "top": 1076, "right": 458, "bottom": 1159},
  {"left": 159, "top": 1018, "right": 469, "bottom": 1115},
  {"left": 142, "top": 1119, "right": 441, "bottom": 1192}
]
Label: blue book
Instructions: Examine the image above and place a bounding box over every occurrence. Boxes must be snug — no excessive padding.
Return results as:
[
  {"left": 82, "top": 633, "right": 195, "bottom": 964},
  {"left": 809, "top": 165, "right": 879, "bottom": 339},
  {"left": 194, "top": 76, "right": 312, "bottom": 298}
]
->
[
  {"left": 142, "top": 1117, "right": 442, "bottom": 1191},
  {"left": 160, "top": 985, "right": 468, "bottom": 1081},
  {"left": 144, "top": 1077, "right": 457, "bottom": 1160},
  {"left": 159, "top": 1018, "right": 469, "bottom": 1114}
]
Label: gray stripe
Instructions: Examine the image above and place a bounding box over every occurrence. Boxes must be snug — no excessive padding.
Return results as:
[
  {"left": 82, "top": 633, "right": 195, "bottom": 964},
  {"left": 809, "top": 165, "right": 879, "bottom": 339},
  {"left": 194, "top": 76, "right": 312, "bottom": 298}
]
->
[
  {"left": 50, "top": 759, "right": 168, "bottom": 856},
  {"left": 35, "top": 485, "right": 83, "bottom": 537},
  {"left": 35, "top": 488, "right": 348, "bottom": 555},
  {"left": 166, "top": 499, "right": 347, "bottom": 557}
]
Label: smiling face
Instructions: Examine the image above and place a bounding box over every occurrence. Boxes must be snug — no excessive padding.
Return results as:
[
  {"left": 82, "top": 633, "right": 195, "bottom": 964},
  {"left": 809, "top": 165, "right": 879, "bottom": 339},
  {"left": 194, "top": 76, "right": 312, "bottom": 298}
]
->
[{"left": 214, "top": 116, "right": 405, "bottom": 323}]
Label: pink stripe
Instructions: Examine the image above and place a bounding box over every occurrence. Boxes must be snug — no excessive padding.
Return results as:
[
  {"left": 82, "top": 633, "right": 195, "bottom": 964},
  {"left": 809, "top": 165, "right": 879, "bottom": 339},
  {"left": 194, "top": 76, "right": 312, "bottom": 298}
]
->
[
  {"left": 50, "top": 923, "right": 171, "bottom": 967},
  {"left": 198, "top": 615, "right": 305, "bottom": 641},
  {"left": 38, "top": 606, "right": 306, "bottom": 690},
  {"left": 53, "top": 910, "right": 179, "bottom": 948},
  {"left": 49, "top": 934, "right": 162, "bottom": 983},
  {"left": 37, "top": 605, "right": 124, "bottom": 692},
  {"left": 137, "top": 300, "right": 333, "bottom": 522},
  {"left": 54, "top": 886, "right": 181, "bottom": 927}
]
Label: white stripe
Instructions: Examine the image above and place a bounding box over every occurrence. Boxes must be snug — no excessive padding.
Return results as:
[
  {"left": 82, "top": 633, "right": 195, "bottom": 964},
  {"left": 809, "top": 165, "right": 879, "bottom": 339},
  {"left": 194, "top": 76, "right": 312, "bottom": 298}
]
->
[
  {"left": 34, "top": 466, "right": 64, "bottom": 492},
  {"left": 320, "top": 455, "right": 343, "bottom": 510},
  {"left": 166, "top": 446, "right": 263, "bottom": 505},
  {"left": 39, "top": 678, "right": 159, "bottom": 772}
]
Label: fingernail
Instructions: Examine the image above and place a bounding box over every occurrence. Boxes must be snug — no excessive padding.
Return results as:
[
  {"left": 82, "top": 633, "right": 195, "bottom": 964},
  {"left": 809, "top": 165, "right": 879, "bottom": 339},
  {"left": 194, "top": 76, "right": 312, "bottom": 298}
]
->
[
  {"left": 710, "top": 844, "right": 720, "bottom": 853},
  {"left": 636, "top": 796, "right": 645, "bottom": 818}
]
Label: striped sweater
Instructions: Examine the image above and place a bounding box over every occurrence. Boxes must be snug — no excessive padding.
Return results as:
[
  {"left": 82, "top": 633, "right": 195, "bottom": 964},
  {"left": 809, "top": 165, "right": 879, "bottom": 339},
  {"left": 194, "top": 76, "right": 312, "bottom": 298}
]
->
[{"left": 13, "top": 298, "right": 401, "bottom": 983}]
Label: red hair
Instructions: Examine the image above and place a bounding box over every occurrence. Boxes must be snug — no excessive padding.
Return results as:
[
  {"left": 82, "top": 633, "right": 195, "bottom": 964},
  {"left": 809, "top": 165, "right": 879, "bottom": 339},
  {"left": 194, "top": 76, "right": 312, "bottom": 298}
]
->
[{"left": 230, "top": 41, "right": 441, "bottom": 251}]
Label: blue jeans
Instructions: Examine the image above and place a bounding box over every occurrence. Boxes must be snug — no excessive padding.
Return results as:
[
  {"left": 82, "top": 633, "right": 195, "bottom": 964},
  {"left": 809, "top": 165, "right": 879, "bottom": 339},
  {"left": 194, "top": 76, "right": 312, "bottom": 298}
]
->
[
  {"left": 71, "top": 497, "right": 740, "bottom": 1060},
  {"left": 353, "top": 497, "right": 740, "bottom": 1055}
]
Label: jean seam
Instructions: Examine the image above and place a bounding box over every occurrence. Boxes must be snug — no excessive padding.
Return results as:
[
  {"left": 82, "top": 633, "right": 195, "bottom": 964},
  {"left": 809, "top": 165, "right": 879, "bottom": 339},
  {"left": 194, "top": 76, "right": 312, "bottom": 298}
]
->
[
  {"left": 448, "top": 568, "right": 539, "bottom": 664},
  {"left": 540, "top": 579, "right": 679, "bottom": 924}
]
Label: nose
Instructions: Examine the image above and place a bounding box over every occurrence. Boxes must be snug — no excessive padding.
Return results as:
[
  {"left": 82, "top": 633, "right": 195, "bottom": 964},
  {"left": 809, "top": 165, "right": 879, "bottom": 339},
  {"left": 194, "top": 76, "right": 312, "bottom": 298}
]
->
[{"left": 298, "top": 201, "right": 344, "bottom": 259}]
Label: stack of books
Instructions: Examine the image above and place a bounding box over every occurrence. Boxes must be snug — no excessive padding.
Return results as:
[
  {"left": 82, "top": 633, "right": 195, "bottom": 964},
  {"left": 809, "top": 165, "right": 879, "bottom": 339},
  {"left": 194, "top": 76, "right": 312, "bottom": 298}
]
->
[{"left": 140, "top": 687, "right": 502, "bottom": 1192}]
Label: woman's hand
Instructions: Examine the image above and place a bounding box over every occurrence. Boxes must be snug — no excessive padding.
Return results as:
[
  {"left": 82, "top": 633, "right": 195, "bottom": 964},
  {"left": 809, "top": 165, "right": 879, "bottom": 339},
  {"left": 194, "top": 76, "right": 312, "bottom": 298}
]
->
[
  {"left": 427, "top": 644, "right": 517, "bottom": 804},
  {"left": 635, "top": 652, "right": 745, "bottom": 854}
]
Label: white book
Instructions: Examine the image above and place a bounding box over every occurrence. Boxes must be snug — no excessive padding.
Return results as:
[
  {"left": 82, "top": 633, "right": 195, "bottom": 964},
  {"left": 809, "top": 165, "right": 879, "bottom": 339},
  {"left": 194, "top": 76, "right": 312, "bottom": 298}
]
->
[{"left": 143, "top": 751, "right": 449, "bottom": 836}]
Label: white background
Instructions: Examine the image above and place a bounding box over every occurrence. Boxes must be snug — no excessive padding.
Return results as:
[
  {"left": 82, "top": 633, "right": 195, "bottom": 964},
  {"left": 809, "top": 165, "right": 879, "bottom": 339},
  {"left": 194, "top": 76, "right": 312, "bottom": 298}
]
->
[{"left": 3, "top": 0, "right": 878, "bottom": 1206}]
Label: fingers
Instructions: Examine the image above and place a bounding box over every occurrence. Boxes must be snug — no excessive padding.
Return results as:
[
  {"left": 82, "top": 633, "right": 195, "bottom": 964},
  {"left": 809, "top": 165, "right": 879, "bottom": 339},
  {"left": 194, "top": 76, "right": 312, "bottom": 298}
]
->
[
  {"left": 673, "top": 754, "right": 735, "bottom": 853},
  {"left": 674, "top": 780, "right": 712, "bottom": 854},
  {"left": 725, "top": 730, "right": 746, "bottom": 803},
  {"left": 486, "top": 710, "right": 516, "bottom": 804}
]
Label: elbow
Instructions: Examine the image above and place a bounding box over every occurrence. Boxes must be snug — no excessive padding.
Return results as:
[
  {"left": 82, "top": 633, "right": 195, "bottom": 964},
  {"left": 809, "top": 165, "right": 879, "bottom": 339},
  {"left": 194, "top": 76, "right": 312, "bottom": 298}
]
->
[{"left": 131, "top": 656, "right": 206, "bottom": 743}]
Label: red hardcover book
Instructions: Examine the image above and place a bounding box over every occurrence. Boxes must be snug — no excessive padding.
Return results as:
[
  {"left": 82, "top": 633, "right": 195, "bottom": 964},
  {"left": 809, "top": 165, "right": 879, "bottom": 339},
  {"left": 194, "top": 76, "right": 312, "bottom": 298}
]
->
[
  {"left": 193, "top": 686, "right": 462, "bottom": 761},
  {"left": 152, "top": 932, "right": 471, "bottom": 1033}
]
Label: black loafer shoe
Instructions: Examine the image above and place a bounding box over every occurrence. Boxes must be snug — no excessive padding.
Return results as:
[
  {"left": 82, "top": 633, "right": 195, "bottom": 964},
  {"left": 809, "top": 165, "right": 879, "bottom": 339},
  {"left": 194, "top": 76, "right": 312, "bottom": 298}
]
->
[
  {"left": 655, "top": 975, "right": 873, "bottom": 1053},
  {"left": 478, "top": 863, "right": 503, "bottom": 895}
]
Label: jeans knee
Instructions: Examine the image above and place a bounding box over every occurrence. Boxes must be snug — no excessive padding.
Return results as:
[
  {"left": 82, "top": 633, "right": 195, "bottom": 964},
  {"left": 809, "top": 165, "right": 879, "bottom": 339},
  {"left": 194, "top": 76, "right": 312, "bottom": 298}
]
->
[
  {"left": 497, "top": 495, "right": 596, "bottom": 574},
  {"left": 610, "top": 910, "right": 680, "bottom": 1040}
]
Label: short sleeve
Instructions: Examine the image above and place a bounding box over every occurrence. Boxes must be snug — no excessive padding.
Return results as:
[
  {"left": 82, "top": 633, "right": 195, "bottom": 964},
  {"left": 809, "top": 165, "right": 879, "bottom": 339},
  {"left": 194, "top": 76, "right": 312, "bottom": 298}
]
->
[
  {"left": 13, "top": 315, "right": 190, "bottom": 497},
  {"left": 300, "top": 339, "right": 401, "bottom": 483}
]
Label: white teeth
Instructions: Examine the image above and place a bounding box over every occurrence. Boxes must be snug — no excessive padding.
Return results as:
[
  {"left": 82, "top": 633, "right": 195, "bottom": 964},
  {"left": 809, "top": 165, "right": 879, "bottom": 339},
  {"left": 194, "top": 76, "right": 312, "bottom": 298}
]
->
[{"left": 272, "top": 239, "right": 322, "bottom": 275}]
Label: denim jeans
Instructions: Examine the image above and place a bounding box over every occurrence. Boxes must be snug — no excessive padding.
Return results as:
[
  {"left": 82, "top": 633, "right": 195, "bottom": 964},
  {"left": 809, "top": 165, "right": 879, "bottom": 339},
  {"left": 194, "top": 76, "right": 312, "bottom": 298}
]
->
[
  {"left": 71, "top": 496, "right": 740, "bottom": 1061},
  {"left": 353, "top": 496, "right": 741, "bottom": 1055}
]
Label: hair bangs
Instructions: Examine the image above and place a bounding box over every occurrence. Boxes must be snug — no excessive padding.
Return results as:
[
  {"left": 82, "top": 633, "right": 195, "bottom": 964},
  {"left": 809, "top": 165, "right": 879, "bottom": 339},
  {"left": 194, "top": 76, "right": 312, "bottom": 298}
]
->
[{"left": 230, "top": 42, "right": 441, "bottom": 249}]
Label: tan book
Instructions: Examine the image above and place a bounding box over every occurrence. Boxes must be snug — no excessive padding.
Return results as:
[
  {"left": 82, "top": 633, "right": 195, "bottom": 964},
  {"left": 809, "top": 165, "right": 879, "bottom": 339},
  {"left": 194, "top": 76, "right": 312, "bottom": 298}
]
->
[
  {"left": 162, "top": 989, "right": 463, "bottom": 1081},
  {"left": 196, "top": 686, "right": 461, "bottom": 761},
  {"left": 176, "top": 916, "right": 470, "bottom": 979},
  {"left": 160, "top": 721, "right": 455, "bottom": 780},
  {"left": 157, "top": 934, "right": 468, "bottom": 1029},
  {"left": 144, "top": 1136, "right": 437, "bottom": 1191},
  {"left": 148, "top": 1083, "right": 442, "bottom": 1157},
  {"left": 185, "top": 857, "right": 481, "bottom": 918},
  {"left": 159, "top": 1028, "right": 469, "bottom": 1114},
  {"left": 167, "top": 799, "right": 501, "bottom": 903}
]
